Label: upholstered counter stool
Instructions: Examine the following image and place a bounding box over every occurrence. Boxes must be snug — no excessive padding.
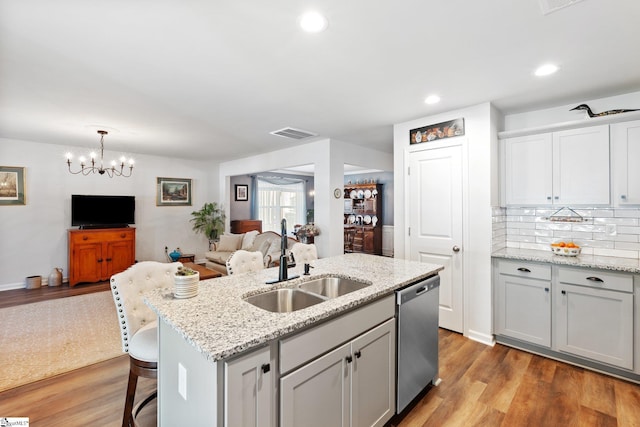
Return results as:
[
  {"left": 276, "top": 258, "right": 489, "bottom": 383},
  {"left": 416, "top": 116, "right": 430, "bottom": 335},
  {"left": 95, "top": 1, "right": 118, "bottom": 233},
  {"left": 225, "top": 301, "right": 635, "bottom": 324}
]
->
[
  {"left": 110, "top": 261, "right": 182, "bottom": 427},
  {"left": 226, "top": 250, "right": 265, "bottom": 275},
  {"left": 290, "top": 242, "right": 318, "bottom": 264}
]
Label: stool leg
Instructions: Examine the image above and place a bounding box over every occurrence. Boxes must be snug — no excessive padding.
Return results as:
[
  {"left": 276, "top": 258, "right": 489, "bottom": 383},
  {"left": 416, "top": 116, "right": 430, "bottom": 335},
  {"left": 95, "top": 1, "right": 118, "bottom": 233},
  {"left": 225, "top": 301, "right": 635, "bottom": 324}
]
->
[{"left": 123, "top": 367, "right": 138, "bottom": 427}]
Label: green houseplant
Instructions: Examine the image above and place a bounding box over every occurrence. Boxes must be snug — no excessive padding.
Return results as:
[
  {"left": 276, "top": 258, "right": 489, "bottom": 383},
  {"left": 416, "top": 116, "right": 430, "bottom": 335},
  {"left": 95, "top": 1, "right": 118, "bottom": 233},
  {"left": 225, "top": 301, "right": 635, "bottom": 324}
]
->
[{"left": 190, "top": 202, "right": 226, "bottom": 242}]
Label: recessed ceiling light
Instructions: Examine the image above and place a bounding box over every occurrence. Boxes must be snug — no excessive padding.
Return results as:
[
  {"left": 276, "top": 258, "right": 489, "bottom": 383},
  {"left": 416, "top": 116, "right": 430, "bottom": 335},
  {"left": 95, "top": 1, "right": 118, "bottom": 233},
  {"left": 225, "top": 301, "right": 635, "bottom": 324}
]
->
[
  {"left": 299, "top": 11, "right": 328, "bottom": 33},
  {"left": 425, "top": 95, "right": 441, "bottom": 105},
  {"left": 534, "top": 63, "right": 559, "bottom": 77}
]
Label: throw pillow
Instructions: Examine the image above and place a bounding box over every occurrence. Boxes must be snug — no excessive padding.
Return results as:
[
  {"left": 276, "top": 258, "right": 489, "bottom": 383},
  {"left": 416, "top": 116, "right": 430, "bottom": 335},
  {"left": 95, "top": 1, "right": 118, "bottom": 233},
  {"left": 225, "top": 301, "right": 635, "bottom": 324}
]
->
[
  {"left": 217, "top": 234, "right": 244, "bottom": 252},
  {"left": 242, "top": 230, "right": 259, "bottom": 250}
]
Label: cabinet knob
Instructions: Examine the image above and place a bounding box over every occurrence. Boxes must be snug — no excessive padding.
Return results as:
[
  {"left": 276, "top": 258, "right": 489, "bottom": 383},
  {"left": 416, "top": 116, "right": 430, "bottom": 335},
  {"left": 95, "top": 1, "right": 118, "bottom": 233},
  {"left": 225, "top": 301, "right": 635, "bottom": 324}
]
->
[
  {"left": 120, "top": 233, "right": 126, "bottom": 238},
  {"left": 547, "top": 196, "right": 552, "bottom": 200},
  {"left": 561, "top": 290, "right": 566, "bottom": 295},
  {"left": 106, "top": 258, "right": 113, "bottom": 262},
  {"left": 554, "top": 196, "right": 559, "bottom": 200},
  {"left": 261, "top": 363, "right": 270, "bottom": 374},
  {"left": 517, "top": 267, "right": 531, "bottom": 273},
  {"left": 97, "top": 259, "right": 103, "bottom": 263},
  {"left": 621, "top": 195, "right": 627, "bottom": 200},
  {"left": 452, "top": 245, "right": 460, "bottom": 253},
  {"left": 544, "top": 288, "right": 549, "bottom": 292},
  {"left": 83, "top": 236, "right": 88, "bottom": 240}
]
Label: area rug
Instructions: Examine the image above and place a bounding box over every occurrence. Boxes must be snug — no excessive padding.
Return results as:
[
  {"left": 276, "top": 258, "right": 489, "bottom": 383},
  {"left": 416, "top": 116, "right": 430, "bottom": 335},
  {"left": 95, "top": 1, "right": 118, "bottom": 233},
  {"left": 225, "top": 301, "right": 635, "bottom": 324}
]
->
[{"left": 0, "top": 291, "right": 122, "bottom": 392}]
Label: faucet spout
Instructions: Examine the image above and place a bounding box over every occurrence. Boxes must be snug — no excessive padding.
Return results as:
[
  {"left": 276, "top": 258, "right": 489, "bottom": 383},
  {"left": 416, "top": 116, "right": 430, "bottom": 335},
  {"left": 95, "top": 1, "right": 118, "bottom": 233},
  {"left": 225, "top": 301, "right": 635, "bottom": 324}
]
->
[{"left": 267, "top": 218, "right": 299, "bottom": 284}]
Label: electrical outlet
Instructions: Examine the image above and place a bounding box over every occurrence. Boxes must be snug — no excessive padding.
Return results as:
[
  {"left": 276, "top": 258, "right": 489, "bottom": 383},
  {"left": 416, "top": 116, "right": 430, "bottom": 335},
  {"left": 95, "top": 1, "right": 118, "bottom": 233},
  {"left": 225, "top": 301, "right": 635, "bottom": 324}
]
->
[
  {"left": 178, "top": 363, "right": 187, "bottom": 400},
  {"left": 606, "top": 224, "right": 617, "bottom": 236}
]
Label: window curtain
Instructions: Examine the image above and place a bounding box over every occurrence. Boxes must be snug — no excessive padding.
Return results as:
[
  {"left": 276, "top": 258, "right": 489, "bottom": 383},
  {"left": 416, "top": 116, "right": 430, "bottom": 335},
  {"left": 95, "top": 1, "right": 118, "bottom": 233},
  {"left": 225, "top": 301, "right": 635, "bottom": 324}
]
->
[
  {"left": 256, "top": 176, "right": 306, "bottom": 233},
  {"left": 250, "top": 175, "right": 258, "bottom": 219}
]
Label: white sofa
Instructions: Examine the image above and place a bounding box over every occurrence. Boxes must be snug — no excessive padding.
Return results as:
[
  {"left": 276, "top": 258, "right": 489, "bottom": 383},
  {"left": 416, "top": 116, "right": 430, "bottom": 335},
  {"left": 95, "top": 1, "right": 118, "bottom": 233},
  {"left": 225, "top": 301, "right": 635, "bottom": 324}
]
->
[{"left": 204, "top": 231, "right": 297, "bottom": 275}]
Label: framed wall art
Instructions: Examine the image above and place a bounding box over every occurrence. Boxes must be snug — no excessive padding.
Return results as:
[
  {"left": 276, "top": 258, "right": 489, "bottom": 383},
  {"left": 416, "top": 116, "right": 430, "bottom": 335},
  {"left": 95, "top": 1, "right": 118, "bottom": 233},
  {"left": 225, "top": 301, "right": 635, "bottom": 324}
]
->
[
  {"left": 235, "top": 184, "right": 248, "bottom": 201},
  {"left": 410, "top": 118, "right": 465, "bottom": 144},
  {"left": 0, "top": 166, "right": 26, "bottom": 206},
  {"left": 156, "top": 177, "right": 192, "bottom": 206}
]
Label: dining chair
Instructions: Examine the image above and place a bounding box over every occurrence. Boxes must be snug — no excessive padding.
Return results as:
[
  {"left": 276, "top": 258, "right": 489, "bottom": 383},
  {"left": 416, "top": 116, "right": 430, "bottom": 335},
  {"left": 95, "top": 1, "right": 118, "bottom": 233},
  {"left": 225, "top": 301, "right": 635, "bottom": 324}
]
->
[
  {"left": 226, "top": 250, "right": 266, "bottom": 275},
  {"left": 290, "top": 242, "right": 318, "bottom": 265},
  {"left": 110, "top": 261, "right": 182, "bottom": 427}
]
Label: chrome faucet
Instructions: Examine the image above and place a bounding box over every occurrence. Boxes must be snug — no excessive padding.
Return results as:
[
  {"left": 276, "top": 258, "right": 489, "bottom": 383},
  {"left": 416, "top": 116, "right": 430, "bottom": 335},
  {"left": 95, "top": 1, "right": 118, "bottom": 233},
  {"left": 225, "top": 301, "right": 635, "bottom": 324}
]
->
[{"left": 268, "top": 218, "right": 299, "bottom": 284}]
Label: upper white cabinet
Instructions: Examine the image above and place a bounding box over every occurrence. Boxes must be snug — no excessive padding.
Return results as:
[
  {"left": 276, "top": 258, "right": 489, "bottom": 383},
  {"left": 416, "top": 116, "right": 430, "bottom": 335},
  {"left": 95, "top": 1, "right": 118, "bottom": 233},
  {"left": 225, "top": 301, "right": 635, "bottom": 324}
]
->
[
  {"left": 503, "top": 125, "right": 610, "bottom": 206},
  {"left": 611, "top": 120, "right": 640, "bottom": 206}
]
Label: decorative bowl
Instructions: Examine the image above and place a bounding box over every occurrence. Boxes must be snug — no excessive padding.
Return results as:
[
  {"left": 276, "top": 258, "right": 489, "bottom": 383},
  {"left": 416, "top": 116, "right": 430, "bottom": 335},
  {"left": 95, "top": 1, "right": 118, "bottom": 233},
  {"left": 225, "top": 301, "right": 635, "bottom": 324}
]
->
[{"left": 550, "top": 242, "right": 581, "bottom": 257}]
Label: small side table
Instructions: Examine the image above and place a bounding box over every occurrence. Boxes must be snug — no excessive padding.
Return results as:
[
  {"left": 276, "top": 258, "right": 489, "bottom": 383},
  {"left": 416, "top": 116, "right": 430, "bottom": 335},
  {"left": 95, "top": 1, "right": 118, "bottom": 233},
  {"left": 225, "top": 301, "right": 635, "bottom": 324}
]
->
[{"left": 177, "top": 254, "right": 195, "bottom": 263}]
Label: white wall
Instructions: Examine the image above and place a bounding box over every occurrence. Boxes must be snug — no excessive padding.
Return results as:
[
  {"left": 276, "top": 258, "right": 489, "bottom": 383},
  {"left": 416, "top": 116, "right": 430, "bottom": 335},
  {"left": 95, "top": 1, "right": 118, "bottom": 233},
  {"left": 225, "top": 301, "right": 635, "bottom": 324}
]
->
[
  {"left": 0, "top": 137, "right": 219, "bottom": 289},
  {"left": 393, "top": 102, "right": 499, "bottom": 345},
  {"left": 219, "top": 139, "right": 393, "bottom": 258}
]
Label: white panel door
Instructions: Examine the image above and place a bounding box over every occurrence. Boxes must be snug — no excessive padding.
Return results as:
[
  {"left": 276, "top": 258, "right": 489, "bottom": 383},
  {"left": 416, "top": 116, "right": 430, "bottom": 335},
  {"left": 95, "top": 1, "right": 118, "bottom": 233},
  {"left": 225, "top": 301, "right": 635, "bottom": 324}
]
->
[
  {"left": 553, "top": 125, "right": 610, "bottom": 205},
  {"left": 409, "top": 145, "right": 463, "bottom": 332},
  {"left": 611, "top": 120, "right": 640, "bottom": 205},
  {"left": 504, "top": 133, "right": 553, "bottom": 206}
]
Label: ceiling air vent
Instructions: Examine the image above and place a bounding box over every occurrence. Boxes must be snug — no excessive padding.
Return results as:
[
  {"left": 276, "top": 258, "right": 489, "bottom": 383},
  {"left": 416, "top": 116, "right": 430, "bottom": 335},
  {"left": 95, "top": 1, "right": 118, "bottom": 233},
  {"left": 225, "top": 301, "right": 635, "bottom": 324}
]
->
[
  {"left": 538, "top": 0, "right": 584, "bottom": 15},
  {"left": 270, "top": 127, "right": 318, "bottom": 140}
]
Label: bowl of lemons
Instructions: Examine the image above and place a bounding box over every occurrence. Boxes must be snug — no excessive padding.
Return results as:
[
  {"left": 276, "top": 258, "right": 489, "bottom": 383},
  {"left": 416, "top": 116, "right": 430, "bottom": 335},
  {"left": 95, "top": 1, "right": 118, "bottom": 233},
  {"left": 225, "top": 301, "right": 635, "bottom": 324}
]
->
[{"left": 550, "top": 241, "right": 581, "bottom": 257}]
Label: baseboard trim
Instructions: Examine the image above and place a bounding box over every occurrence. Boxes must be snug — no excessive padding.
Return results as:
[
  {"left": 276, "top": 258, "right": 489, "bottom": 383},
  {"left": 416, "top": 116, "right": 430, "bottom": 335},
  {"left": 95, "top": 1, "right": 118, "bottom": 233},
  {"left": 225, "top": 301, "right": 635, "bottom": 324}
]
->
[
  {"left": 0, "top": 282, "right": 27, "bottom": 291},
  {"left": 466, "top": 329, "right": 495, "bottom": 347}
]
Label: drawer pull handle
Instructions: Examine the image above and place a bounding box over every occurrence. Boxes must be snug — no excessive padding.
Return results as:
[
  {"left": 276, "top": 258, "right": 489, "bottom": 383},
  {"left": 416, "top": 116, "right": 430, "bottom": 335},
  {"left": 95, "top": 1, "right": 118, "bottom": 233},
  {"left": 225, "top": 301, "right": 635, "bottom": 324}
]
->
[
  {"left": 106, "top": 258, "right": 113, "bottom": 262},
  {"left": 586, "top": 276, "right": 604, "bottom": 283},
  {"left": 517, "top": 268, "right": 531, "bottom": 273},
  {"left": 97, "top": 259, "right": 103, "bottom": 263},
  {"left": 355, "top": 350, "right": 362, "bottom": 359},
  {"left": 346, "top": 356, "right": 353, "bottom": 364},
  {"left": 261, "top": 363, "right": 270, "bottom": 374}
]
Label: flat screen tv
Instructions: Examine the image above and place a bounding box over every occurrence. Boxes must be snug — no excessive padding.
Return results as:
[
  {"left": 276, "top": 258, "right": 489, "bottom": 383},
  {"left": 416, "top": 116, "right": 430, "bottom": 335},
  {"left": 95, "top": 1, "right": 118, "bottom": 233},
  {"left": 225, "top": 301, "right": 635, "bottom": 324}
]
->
[{"left": 71, "top": 195, "right": 135, "bottom": 228}]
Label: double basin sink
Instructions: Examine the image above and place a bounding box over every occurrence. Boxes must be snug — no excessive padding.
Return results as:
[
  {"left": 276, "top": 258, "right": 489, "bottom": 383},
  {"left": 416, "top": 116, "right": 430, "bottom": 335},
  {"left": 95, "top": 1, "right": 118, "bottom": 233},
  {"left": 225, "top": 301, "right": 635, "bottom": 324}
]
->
[{"left": 244, "top": 276, "right": 370, "bottom": 313}]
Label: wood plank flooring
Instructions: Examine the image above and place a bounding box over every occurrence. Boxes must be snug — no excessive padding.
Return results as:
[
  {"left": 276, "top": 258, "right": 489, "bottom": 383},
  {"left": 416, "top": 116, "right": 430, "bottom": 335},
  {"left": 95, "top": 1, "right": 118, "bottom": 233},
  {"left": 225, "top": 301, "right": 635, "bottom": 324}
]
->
[
  {"left": 0, "top": 281, "right": 109, "bottom": 309},
  {"left": 1, "top": 328, "right": 639, "bottom": 426}
]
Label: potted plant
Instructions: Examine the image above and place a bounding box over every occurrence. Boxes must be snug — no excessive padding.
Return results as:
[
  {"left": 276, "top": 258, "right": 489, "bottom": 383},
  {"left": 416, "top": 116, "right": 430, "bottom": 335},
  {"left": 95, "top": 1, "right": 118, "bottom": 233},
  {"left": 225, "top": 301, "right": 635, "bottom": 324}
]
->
[
  {"left": 173, "top": 266, "right": 199, "bottom": 298},
  {"left": 190, "top": 202, "right": 226, "bottom": 243}
]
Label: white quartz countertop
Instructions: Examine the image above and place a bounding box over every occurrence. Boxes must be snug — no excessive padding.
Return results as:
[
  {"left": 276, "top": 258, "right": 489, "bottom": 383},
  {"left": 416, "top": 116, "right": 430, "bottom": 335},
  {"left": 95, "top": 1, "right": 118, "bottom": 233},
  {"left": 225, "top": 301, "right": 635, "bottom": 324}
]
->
[
  {"left": 493, "top": 248, "right": 640, "bottom": 274},
  {"left": 144, "top": 253, "right": 443, "bottom": 362}
]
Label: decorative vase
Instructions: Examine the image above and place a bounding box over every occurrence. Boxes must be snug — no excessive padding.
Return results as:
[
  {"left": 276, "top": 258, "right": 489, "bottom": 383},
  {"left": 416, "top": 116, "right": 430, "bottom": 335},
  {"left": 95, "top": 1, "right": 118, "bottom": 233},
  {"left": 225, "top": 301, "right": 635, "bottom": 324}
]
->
[
  {"left": 173, "top": 271, "right": 199, "bottom": 299},
  {"left": 25, "top": 275, "right": 42, "bottom": 289},
  {"left": 48, "top": 268, "right": 63, "bottom": 287},
  {"left": 169, "top": 249, "right": 182, "bottom": 262}
]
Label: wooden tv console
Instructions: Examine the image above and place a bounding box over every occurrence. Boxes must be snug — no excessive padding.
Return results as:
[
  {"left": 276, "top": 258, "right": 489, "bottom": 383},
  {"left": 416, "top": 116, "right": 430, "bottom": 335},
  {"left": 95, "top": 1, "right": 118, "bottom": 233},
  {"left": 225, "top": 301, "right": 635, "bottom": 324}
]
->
[{"left": 68, "top": 227, "right": 136, "bottom": 287}]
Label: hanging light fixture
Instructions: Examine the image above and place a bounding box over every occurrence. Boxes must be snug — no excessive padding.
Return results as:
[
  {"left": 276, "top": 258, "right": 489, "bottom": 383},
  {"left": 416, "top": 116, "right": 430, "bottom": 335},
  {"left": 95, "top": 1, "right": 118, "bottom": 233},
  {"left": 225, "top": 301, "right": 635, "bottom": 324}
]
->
[{"left": 66, "top": 130, "right": 134, "bottom": 178}]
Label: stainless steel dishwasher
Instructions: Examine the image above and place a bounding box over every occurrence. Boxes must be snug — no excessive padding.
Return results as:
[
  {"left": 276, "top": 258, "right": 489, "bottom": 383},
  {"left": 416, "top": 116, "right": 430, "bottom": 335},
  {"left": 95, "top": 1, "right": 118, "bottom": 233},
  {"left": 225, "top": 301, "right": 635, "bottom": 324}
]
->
[{"left": 396, "top": 274, "right": 440, "bottom": 413}]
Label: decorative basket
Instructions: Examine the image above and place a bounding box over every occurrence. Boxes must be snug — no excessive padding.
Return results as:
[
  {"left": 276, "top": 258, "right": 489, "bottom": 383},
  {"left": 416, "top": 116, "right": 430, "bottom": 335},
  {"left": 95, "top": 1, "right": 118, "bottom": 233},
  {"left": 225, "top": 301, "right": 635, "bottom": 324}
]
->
[{"left": 550, "top": 245, "right": 581, "bottom": 257}]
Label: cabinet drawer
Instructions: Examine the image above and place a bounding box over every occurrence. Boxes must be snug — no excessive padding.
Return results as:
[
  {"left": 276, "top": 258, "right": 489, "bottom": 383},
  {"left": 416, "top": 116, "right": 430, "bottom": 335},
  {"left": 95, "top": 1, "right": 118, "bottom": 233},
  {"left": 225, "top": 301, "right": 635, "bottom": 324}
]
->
[
  {"left": 497, "top": 259, "right": 551, "bottom": 281},
  {"left": 70, "top": 229, "right": 134, "bottom": 243},
  {"left": 279, "top": 296, "right": 394, "bottom": 375},
  {"left": 558, "top": 267, "right": 633, "bottom": 293}
]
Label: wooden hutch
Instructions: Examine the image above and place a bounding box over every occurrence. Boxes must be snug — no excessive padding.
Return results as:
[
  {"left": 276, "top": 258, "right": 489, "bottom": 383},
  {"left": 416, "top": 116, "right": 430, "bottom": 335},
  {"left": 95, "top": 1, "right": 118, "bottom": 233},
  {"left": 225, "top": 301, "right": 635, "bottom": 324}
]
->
[{"left": 343, "top": 183, "right": 382, "bottom": 255}]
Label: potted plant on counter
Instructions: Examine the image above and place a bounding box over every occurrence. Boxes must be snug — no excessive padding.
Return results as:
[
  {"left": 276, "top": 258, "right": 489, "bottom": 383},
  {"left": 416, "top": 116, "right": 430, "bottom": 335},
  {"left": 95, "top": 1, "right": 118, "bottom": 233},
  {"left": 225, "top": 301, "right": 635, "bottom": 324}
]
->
[{"left": 190, "top": 202, "right": 226, "bottom": 244}]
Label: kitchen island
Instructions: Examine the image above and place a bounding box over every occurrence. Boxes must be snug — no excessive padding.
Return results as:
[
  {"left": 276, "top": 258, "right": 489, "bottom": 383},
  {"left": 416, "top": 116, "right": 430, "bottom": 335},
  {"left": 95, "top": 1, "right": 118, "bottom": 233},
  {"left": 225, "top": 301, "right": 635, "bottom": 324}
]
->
[{"left": 145, "top": 253, "right": 443, "bottom": 427}]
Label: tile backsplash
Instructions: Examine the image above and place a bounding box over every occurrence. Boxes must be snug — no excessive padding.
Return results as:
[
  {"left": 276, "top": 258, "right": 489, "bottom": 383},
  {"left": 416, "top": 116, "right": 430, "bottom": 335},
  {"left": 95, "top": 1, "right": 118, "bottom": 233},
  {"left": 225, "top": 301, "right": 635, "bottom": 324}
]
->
[{"left": 492, "top": 207, "right": 640, "bottom": 259}]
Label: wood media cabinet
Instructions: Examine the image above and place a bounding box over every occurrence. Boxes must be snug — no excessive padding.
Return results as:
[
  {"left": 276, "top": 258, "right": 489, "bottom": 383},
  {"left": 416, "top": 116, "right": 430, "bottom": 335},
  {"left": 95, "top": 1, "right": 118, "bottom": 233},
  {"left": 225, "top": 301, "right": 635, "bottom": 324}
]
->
[{"left": 68, "top": 227, "right": 136, "bottom": 287}]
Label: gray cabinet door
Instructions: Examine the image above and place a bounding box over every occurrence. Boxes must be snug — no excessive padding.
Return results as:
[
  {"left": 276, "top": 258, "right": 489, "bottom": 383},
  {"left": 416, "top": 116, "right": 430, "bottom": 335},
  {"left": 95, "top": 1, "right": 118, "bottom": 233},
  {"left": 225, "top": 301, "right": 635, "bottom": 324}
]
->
[
  {"left": 351, "top": 319, "right": 396, "bottom": 427},
  {"left": 224, "top": 346, "right": 273, "bottom": 427},
  {"left": 280, "top": 343, "right": 351, "bottom": 427},
  {"left": 496, "top": 273, "right": 551, "bottom": 347},
  {"left": 555, "top": 283, "right": 633, "bottom": 369}
]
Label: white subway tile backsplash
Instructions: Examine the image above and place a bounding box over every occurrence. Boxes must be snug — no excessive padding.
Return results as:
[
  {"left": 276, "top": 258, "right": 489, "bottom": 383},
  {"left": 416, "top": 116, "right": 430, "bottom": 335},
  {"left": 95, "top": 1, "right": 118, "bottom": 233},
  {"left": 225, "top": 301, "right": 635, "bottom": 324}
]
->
[
  {"left": 498, "top": 206, "right": 640, "bottom": 260},
  {"left": 614, "top": 209, "right": 640, "bottom": 218},
  {"left": 593, "top": 248, "right": 639, "bottom": 259},
  {"left": 618, "top": 226, "right": 640, "bottom": 235}
]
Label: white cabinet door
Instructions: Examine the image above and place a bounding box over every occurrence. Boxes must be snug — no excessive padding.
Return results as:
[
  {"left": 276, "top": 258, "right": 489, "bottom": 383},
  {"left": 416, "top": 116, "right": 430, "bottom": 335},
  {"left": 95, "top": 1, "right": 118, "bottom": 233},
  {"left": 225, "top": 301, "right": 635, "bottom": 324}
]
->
[
  {"left": 224, "top": 346, "right": 273, "bottom": 427},
  {"left": 280, "top": 343, "right": 351, "bottom": 427},
  {"left": 496, "top": 274, "right": 551, "bottom": 347},
  {"left": 553, "top": 125, "right": 610, "bottom": 205},
  {"left": 611, "top": 120, "right": 640, "bottom": 205},
  {"left": 504, "top": 133, "right": 553, "bottom": 206},
  {"left": 555, "top": 283, "right": 633, "bottom": 369},
  {"left": 351, "top": 319, "right": 396, "bottom": 427}
]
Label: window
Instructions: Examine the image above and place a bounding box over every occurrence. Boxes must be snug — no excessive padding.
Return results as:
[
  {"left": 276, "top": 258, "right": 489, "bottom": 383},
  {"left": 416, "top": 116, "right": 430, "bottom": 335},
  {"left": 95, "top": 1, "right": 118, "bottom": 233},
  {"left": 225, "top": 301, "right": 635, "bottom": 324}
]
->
[{"left": 257, "top": 178, "right": 306, "bottom": 232}]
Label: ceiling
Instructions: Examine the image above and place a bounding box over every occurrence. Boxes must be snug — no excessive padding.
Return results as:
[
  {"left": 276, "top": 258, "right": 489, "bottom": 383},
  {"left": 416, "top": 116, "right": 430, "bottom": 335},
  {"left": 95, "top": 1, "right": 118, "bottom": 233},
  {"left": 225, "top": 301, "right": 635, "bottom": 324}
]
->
[{"left": 1, "top": 0, "right": 639, "bottom": 163}]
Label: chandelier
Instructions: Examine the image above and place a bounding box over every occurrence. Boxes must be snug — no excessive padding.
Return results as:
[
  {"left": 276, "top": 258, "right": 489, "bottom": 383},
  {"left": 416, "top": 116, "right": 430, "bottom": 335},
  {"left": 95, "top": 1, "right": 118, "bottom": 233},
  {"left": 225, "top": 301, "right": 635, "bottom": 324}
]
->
[{"left": 66, "top": 130, "right": 134, "bottom": 178}]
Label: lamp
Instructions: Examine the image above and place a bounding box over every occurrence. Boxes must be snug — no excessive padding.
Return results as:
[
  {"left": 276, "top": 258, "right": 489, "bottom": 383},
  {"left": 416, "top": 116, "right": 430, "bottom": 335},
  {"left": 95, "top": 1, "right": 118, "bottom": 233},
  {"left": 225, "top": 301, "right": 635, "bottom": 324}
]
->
[{"left": 66, "top": 130, "right": 134, "bottom": 178}]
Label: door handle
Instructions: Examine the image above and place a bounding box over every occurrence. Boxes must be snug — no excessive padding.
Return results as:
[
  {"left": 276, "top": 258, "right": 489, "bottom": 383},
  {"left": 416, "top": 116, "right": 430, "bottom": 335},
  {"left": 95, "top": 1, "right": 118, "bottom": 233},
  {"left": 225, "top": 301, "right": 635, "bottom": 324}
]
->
[
  {"left": 261, "top": 363, "right": 270, "bottom": 374},
  {"left": 452, "top": 245, "right": 460, "bottom": 253}
]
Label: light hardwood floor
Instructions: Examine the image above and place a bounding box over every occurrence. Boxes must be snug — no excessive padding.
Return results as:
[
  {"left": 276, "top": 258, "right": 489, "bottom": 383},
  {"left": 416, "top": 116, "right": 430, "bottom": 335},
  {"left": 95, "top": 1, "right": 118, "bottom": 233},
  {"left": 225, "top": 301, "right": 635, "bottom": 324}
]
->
[{"left": 1, "top": 329, "right": 639, "bottom": 426}]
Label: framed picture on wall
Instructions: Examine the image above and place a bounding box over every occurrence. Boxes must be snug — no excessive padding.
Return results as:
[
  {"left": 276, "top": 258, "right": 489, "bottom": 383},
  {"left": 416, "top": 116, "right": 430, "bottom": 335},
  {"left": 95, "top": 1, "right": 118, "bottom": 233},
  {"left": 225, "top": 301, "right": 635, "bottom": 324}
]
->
[
  {"left": 0, "top": 166, "right": 26, "bottom": 206},
  {"left": 156, "top": 177, "right": 192, "bottom": 206},
  {"left": 235, "top": 184, "right": 248, "bottom": 201}
]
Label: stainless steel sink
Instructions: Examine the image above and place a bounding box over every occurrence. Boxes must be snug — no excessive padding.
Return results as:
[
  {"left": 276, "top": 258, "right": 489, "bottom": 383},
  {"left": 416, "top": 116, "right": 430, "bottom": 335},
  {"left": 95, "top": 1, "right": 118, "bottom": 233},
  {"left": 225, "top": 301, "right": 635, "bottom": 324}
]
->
[
  {"left": 298, "top": 277, "right": 370, "bottom": 298},
  {"left": 244, "top": 289, "right": 326, "bottom": 313}
]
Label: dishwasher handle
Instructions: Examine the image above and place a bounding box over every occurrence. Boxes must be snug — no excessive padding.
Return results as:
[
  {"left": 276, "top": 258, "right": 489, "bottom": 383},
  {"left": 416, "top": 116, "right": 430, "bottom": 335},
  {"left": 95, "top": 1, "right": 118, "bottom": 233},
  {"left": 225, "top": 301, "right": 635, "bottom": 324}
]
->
[{"left": 396, "top": 275, "right": 439, "bottom": 305}]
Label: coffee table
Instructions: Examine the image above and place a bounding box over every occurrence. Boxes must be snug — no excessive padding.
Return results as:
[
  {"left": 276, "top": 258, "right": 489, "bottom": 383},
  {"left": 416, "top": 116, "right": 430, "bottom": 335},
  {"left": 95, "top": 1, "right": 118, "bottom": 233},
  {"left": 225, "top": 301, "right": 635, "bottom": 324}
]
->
[{"left": 183, "top": 262, "right": 222, "bottom": 280}]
